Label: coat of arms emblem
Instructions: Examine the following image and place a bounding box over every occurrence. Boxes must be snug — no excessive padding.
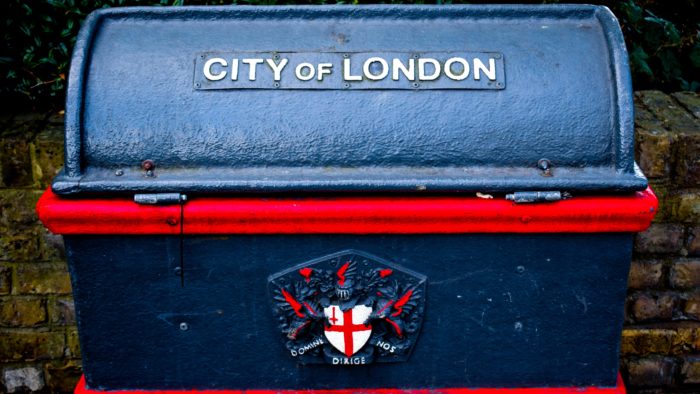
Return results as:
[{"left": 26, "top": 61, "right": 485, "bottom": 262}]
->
[{"left": 268, "top": 250, "right": 427, "bottom": 365}]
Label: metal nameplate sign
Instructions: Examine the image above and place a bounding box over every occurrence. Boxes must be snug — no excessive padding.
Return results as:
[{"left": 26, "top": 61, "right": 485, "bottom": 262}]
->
[{"left": 194, "top": 51, "right": 505, "bottom": 90}]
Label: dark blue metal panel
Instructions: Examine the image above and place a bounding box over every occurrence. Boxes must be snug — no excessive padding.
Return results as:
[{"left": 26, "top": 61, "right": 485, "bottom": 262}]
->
[
  {"left": 54, "top": 5, "right": 645, "bottom": 195},
  {"left": 65, "top": 233, "right": 631, "bottom": 390}
]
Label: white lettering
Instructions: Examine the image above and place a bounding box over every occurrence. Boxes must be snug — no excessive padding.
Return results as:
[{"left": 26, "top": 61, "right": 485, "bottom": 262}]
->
[
  {"left": 265, "top": 58, "right": 289, "bottom": 81},
  {"left": 444, "top": 57, "right": 470, "bottom": 81},
  {"left": 296, "top": 63, "right": 316, "bottom": 81},
  {"left": 343, "top": 58, "right": 362, "bottom": 81},
  {"left": 418, "top": 58, "right": 441, "bottom": 81},
  {"left": 203, "top": 58, "right": 227, "bottom": 81},
  {"left": 392, "top": 58, "right": 415, "bottom": 81},
  {"left": 317, "top": 63, "right": 333, "bottom": 81},
  {"left": 363, "top": 57, "right": 389, "bottom": 81},
  {"left": 290, "top": 349, "right": 298, "bottom": 357},
  {"left": 230, "top": 59, "right": 239, "bottom": 81},
  {"left": 242, "top": 58, "right": 264, "bottom": 81},
  {"left": 474, "top": 58, "right": 497, "bottom": 81},
  {"left": 376, "top": 340, "right": 397, "bottom": 353},
  {"left": 332, "top": 357, "right": 367, "bottom": 365}
]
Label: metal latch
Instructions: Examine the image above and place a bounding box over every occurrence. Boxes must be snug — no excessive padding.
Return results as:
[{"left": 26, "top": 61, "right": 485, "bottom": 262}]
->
[
  {"left": 505, "top": 191, "right": 571, "bottom": 204},
  {"left": 134, "top": 193, "right": 188, "bottom": 205}
]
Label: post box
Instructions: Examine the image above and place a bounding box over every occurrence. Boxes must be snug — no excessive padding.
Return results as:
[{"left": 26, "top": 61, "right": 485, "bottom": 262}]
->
[{"left": 37, "top": 5, "right": 657, "bottom": 394}]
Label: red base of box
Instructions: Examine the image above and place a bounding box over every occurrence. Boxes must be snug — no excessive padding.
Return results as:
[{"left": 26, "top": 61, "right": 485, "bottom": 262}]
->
[{"left": 75, "top": 374, "right": 626, "bottom": 394}]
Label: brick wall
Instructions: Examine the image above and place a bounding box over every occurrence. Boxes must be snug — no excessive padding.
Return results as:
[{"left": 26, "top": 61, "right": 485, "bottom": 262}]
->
[
  {"left": 622, "top": 91, "right": 700, "bottom": 393},
  {"left": 0, "top": 91, "right": 698, "bottom": 393},
  {"left": 0, "top": 113, "right": 80, "bottom": 393}
]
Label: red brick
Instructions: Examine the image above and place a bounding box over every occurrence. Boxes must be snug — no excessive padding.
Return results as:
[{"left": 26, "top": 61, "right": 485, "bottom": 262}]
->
[
  {"left": 689, "top": 228, "right": 700, "bottom": 257},
  {"left": 634, "top": 223, "right": 684, "bottom": 254},
  {"left": 628, "top": 260, "right": 664, "bottom": 289},
  {"left": 684, "top": 293, "right": 700, "bottom": 321},
  {"left": 670, "top": 259, "right": 700, "bottom": 289},
  {"left": 682, "top": 355, "right": 700, "bottom": 384},
  {"left": 624, "top": 356, "right": 678, "bottom": 387},
  {"left": 629, "top": 293, "right": 678, "bottom": 322}
]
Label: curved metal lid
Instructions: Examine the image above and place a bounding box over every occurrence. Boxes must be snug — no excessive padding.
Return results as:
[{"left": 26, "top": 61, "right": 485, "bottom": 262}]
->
[{"left": 53, "top": 5, "right": 646, "bottom": 195}]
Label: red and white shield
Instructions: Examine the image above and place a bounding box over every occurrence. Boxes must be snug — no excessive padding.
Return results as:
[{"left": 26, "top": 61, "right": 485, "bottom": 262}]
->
[{"left": 323, "top": 305, "right": 372, "bottom": 357}]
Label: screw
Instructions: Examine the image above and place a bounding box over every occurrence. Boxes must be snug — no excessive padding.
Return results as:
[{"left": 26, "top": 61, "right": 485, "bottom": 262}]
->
[
  {"left": 343, "top": 54, "right": 349, "bottom": 58},
  {"left": 516, "top": 265, "right": 525, "bottom": 274},
  {"left": 413, "top": 54, "right": 420, "bottom": 59},
  {"left": 179, "top": 322, "right": 189, "bottom": 331},
  {"left": 344, "top": 83, "right": 350, "bottom": 88},
  {"left": 496, "top": 82, "right": 504, "bottom": 88},
  {"left": 412, "top": 83, "right": 420, "bottom": 88},
  {"left": 115, "top": 169, "right": 124, "bottom": 176},
  {"left": 273, "top": 82, "right": 280, "bottom": 88},
  {"left": 194, "top": 83, "right": 201, "bottom": 88},
  {"left": 273, "top": 54, "right": 281, "bottom": 60},
  {"left": 514, "top": 321, "right": 523, "bottom": 332}
]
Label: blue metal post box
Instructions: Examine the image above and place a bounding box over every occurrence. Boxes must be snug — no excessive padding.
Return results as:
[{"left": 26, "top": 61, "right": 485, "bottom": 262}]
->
[{"left": 38, "top": 5, "right": 657, "bottom": 394}]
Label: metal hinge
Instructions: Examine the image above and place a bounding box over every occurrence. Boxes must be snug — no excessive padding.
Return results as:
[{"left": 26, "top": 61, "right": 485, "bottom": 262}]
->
[
  {"left": 134, "top": 193, "right": 188, "bottom": 205},
  {"left": 505, "top": 191, "right": 571, "bottom": 204}
]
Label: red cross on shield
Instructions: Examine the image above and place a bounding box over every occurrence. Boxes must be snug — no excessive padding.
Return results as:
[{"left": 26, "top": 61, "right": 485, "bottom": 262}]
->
[{"left": 323, "top": 305, "right": 373, "bottom": 357}]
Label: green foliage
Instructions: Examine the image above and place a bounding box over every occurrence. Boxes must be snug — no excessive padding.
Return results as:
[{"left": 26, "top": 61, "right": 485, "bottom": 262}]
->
[
  {"left": 0, "top": 0, "right": 698, "bottom": 111},
  {"left": 613, "top": 0, "right": 699, "bottom": 92}
]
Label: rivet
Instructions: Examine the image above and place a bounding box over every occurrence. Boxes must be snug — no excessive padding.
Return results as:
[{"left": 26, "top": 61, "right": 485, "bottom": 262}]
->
[
  {"left": 538, "top": 158, "right": 552, "bottom": 176},
  {"left": 514, "top": 321, "right": 523, "bottom": 332},
  {"left": 114, "top": 169, "right": 124, "bottom": 176},
  {"left": 344, "top": 83, "right": 350, "bottom": 88},
  {"left": 194, "top": 83, "right": 201, "bottom": 88},
  {"left": 516, "top": 265, "right": 525, "bottom": 274},
  {"left": 343, "top": 54, "right": 349, "bottom": 58},
  {"left": 173, "top": 267, "right": 182, "bottom": 276},
  {"left": 412, "top": 83, "right": 420, "bottom": 88},
  {"left": 179, "top": 322, "right": 189, "bottom": 331},
  {"left": 273, "top": 82, "right": 280, "bottom": 88},
  {"left": 142, "top": 160, "right": 155, "bottom": 171},
  {"left": 493, "top": 53, "right": 502, "bottom": 59},
  {"left": 166, "top": 217, "right": 179, "bottom": 226}
]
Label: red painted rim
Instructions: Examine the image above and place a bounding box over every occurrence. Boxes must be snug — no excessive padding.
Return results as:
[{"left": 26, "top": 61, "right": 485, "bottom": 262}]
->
[
  {"left": 37, "top": 188, "right": 657, "bottom": 235},
  {"left": 73, "top": 374, "right": 626, "bottom": 393}
]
